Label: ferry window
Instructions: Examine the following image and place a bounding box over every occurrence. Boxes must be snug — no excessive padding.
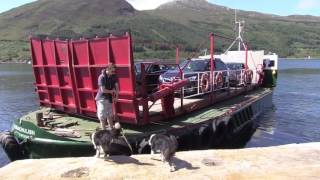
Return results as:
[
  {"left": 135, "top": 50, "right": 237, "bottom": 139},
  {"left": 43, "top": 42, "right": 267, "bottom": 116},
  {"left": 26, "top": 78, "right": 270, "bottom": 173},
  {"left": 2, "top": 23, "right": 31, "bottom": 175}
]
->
[{"left": 269, "top": 60, "right": 275, "bottom": 67}]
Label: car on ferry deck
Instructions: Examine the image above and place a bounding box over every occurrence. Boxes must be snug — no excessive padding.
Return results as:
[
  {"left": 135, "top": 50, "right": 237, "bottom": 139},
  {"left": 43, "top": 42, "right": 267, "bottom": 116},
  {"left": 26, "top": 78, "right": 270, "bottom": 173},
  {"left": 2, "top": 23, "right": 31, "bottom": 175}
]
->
[
  {"left": 159, "top": 58, "right": 229, "bottom": 95},
  {"left": 134, "top": 62, "right": 171, "bottom": 94},
  {"left": 226, "top": 63, "right": 245, "bottom": 87}
]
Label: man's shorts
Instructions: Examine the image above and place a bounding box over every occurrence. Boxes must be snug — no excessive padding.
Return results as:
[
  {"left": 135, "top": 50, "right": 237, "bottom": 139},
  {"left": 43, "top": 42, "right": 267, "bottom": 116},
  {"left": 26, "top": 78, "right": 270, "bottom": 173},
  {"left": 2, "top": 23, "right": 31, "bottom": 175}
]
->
[{"left": 96, "top": 99, "right": 113, "bottom": 121}]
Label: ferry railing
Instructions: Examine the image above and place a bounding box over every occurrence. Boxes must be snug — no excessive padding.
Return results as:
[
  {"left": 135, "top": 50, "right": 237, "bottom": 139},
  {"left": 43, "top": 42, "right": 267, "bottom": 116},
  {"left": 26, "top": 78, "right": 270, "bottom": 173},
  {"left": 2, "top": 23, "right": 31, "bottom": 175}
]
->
[
  {"left": 228, "top": 69, "right": 245, "bottom": 87},
  {"left": 227, "top": 68, "right": 258, "bottom": 87},
  {"left": 154, "top": 66, "right": 256, "bottom": 100},
  {"left": 181, "top": 69, "right": 230, "bottom": 99},
  {"left": 212, "top": 70, "right": 230, "bottom": 91}
]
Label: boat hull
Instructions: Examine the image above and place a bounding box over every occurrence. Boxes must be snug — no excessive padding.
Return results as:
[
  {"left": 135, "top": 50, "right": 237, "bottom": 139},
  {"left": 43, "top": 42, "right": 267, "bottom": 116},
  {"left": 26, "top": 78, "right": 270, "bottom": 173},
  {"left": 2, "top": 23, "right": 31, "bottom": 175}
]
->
[
  {"left": 11, "top": 120, "right": 93, "bottom": 159},
  {"left": 263, "top": 69, "right": 278, "bottom": 87},
  {"left": 4, "top": 88, "right": 273, "bottom": 160}
]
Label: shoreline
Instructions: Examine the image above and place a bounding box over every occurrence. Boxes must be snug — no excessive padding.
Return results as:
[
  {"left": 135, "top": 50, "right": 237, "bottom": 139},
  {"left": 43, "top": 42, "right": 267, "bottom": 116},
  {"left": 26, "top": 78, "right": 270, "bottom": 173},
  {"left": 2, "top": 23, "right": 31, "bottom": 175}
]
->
[
  {"left": 1, "top": 58, "right": 320, "bottom": 64},
  {"left": 0, "top": 60, "right": 30, "bottom": 64},
  {"left": 0, "top": 57, "right": 320, "bottom": 65},
  {"left": 279, "top": 57, "right": 320, "bottom": 60}
]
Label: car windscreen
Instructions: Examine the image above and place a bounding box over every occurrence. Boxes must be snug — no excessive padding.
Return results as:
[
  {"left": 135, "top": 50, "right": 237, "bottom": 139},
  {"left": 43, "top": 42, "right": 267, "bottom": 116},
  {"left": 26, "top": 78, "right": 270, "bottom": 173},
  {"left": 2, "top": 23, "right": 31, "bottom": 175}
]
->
[
  {"left": 182, "top": 60, "right": 208, "bottom": 72},
  {"left": 226, "top": 63, "right": 243, "bottom": 70},
  {"left": 134, "top": 63, "right": 151, "bottom": 73}
]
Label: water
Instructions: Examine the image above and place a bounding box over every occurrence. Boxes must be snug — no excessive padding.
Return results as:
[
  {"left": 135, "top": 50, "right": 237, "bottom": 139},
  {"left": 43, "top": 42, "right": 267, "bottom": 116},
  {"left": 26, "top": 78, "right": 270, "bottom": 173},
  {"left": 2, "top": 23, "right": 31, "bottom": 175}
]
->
[
  {"left": 246, "top": 59, "right": 320, "bottom": 147},
  {"left": 0, "top": 64, "right": 38, "bottom": 167},
  {"left": 1, "top": 59, "right": 320, "bottom": 167}
]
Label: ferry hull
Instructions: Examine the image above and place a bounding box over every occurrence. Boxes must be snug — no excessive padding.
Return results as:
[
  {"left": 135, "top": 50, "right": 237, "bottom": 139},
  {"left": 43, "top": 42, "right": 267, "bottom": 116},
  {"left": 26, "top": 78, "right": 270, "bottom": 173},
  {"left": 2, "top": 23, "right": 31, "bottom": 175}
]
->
[
  {"left": 263, "top": 69, "right": 278, "bottom": 87},
  {"left": 5, "top": 89, "right": 273, "bottom": 160},
  {"left": 11, "top": 120, "right": 93, "bottom": 159}
]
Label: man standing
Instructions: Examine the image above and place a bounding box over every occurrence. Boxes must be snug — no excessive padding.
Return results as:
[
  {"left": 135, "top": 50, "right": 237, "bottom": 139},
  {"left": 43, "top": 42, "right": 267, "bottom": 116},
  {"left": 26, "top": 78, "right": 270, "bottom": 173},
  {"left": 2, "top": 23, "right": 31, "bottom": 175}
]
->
[{"left": 95, "top": 63, "right": 119, "bottom": 130}]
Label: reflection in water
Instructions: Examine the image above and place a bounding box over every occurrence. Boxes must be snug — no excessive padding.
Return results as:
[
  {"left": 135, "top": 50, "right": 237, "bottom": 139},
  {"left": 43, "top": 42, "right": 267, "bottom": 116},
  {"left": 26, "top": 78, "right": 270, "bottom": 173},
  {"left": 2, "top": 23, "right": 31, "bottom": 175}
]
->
[
  {"left": 247, "top": 103, "right": 309, "bottom": 148},
  {"left": 255, "top": 105, "right": 277, "bottom": 135}
]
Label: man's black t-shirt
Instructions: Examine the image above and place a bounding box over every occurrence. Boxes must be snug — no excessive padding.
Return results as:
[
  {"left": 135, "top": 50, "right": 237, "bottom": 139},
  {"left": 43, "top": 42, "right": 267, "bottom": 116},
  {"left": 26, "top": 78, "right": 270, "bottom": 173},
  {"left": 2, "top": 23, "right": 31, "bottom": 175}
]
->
[{"left": 95, "top": 72, "right": 117, "bottom": 103}]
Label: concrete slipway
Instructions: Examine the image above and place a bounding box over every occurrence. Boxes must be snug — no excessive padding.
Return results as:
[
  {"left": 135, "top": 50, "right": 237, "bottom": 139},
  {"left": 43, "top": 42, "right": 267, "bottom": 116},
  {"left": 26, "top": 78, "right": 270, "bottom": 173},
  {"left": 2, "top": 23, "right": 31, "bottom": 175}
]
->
[{"left": 0, "top": 143, "right": 319, "bottom": 180}]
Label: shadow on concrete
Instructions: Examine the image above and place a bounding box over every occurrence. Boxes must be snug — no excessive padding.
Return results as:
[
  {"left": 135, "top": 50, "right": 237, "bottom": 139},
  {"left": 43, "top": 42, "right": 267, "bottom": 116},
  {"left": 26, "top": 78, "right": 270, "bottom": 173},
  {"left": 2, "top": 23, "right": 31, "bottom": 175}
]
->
[
  {"left": 106, "top": 156, "right": 154, "bottom": 166},
  {"left": 61, "top": 167, "right": 90, "bottom": 178},
  {"left": 172, "top": 157, "right": 199, "bottom": 171}
]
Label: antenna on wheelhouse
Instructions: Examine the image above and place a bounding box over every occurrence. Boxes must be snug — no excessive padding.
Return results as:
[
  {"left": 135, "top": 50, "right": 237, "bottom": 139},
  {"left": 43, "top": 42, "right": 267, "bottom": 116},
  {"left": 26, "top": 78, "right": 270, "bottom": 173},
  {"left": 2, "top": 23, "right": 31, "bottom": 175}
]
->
[{"left": 225, "top": 9, "right": 247, "bottom": 53}]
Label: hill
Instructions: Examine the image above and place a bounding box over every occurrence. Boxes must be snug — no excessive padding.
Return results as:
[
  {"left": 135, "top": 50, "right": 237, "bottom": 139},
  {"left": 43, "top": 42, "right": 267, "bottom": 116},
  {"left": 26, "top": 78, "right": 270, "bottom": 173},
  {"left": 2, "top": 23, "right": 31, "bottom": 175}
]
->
[
  {"left": 0, "top": 0, "right": 319, "bottom": 62},
  {"left": 153, "top": 0, "right": 320, "bottom": 58}
]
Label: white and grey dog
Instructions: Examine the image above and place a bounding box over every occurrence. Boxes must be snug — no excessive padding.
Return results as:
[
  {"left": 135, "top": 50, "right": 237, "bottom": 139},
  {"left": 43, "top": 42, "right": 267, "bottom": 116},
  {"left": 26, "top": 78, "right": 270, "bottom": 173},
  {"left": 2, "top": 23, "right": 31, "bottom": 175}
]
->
[
  {"left": 148, "top": 134, "right": 178, "bottom": 172},
  {"left": 91, "top": 123, "right": 131, "bottom": 158}
]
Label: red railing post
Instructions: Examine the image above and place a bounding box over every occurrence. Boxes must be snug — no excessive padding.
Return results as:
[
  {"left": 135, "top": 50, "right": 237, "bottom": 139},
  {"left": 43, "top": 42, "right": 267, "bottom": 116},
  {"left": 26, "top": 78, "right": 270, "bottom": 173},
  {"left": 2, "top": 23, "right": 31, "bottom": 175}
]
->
[
  {"left": 176, "top": 47, "right": 180, "bottom": 64},
  {"left": 245, "top": 42, "right": 248, "bottom": 69},
  {"left": 210, "top": 33, "right": 215, "bottom": 104},
  {"left": 210, "top": 33, "right": 215, "bottom": 89}
]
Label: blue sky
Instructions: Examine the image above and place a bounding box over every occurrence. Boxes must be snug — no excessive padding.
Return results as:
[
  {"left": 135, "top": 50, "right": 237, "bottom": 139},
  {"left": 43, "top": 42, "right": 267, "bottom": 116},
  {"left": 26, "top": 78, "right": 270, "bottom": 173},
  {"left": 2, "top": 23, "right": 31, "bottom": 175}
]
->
[
  {"left": 211, "top": 0, "right": 320, "bottom": 16},
  {"left": 1, "top": 0, "right": 320, "bottom": 16},
  {"left": 0, "top": 0, "right": 36, "bottom": 13}
]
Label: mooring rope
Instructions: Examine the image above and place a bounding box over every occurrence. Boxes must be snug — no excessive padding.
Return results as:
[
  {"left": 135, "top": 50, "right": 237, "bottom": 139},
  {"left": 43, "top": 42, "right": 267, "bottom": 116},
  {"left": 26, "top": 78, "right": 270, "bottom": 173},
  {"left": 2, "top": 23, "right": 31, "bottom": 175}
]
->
[{"left": 119, "top": 125, "right": 133, "bottom": 154}]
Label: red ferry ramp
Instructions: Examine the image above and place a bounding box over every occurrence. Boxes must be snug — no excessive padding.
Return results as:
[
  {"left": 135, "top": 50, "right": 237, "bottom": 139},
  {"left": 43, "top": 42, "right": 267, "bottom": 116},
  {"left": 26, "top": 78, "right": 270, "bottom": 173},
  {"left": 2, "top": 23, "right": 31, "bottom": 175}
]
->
[{"left": 30, "top": 32, "right": 140, "bottom": 124}]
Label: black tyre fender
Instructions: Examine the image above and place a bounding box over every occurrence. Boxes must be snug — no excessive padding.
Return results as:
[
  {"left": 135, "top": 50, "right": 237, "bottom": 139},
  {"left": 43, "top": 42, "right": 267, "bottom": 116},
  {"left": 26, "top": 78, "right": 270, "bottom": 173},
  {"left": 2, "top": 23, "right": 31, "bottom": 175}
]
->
[
  {"left": 212, "top": 119, "right": 229, "bottom": 145},
  {"left": 0, "top": 132, "right": 24, "bottom": 161}
]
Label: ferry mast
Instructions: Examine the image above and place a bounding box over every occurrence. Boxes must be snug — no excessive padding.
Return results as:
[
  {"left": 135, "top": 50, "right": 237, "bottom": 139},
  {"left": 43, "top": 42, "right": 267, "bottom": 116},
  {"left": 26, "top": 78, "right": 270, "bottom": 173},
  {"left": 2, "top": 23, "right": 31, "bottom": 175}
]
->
[{"left": 225, "top": 10, "right": 247, "bottom": 52}]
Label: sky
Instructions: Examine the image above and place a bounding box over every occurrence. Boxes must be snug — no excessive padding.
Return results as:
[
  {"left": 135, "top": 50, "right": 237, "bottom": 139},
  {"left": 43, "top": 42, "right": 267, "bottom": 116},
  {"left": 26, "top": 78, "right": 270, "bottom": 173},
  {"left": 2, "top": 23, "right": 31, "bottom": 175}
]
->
[
  {"left": 0, "top": 0, "right": 319, "bottom": 16},
  {"left": 0, "top": 0, "right": 36, "bottom": 13}
]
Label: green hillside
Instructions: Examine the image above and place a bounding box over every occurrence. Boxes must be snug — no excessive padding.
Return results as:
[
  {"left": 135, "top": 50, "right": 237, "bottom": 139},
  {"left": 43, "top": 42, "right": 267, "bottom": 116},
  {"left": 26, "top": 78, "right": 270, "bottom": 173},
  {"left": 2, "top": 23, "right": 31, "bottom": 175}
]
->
[{"left": 0, "top": 0, "right": 319, "bottom": 62}]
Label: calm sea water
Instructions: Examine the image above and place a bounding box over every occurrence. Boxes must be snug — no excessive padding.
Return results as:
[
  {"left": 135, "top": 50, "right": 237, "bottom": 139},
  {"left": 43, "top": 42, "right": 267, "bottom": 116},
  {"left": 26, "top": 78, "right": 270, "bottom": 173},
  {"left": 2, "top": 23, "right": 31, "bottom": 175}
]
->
[
  {"left": 1, "top": 59, "right": 320, "bottom": 167},
  {"left": 0, "top": 64, "right": 38, "bottom": 167},
  {"left": 246, "top": 59, "right": 320, "bottom": 147}
]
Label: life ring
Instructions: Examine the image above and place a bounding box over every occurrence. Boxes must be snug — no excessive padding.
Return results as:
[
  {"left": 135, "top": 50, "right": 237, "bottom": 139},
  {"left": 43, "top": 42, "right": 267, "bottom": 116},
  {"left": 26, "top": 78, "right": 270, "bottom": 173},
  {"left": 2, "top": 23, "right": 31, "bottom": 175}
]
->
[
  {"left": 215, "top": 72, "right": 224, "bottom": 89},
  {"left": 200, "top": 73, "right": 210, "bottom": 92},
  {"left": 245, "top": 70, "right": 253, "bottom": 84}
]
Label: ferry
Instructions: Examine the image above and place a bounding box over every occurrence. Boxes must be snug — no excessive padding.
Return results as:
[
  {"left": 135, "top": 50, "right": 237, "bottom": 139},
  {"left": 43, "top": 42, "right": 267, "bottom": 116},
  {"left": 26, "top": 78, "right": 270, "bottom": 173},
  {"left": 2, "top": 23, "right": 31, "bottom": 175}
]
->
[{"left": 0, "top": 31, "right": 277, "bottom": 161}]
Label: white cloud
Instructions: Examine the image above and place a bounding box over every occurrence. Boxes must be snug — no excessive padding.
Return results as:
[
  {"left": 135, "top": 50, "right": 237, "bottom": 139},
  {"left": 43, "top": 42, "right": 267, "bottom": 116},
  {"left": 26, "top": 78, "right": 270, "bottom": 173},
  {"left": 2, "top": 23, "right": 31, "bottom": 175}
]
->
[
  {"left": 297, "top": 0, "right": 320, "bottom": 9},
  {"left": 126, "top": 0, "right": 174, "bottom": 10}
]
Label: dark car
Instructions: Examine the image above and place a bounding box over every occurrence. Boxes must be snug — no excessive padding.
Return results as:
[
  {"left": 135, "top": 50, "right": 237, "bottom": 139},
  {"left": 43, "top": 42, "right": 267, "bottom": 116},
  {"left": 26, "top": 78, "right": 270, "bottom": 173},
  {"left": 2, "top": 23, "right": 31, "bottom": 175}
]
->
[
  {"left": 159, "top": 58, "right": 228, "bottom": 95},
  {"left": 134, "top": 62, "right": 171, "bottom": 94},
  {"left": 226, "top": 63, "right": 245, "bottom": 87}
]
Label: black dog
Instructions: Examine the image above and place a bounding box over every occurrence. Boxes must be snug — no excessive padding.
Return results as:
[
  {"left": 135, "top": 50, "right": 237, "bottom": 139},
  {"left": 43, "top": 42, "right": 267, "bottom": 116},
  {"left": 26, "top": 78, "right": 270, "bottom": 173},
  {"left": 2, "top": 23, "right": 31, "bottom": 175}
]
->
[
  {"left": 148, "top": 134, "right": 178, "bottom": 172},
  {"left": 91, "top": 123, "right": 131, "bottom": 158}
]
